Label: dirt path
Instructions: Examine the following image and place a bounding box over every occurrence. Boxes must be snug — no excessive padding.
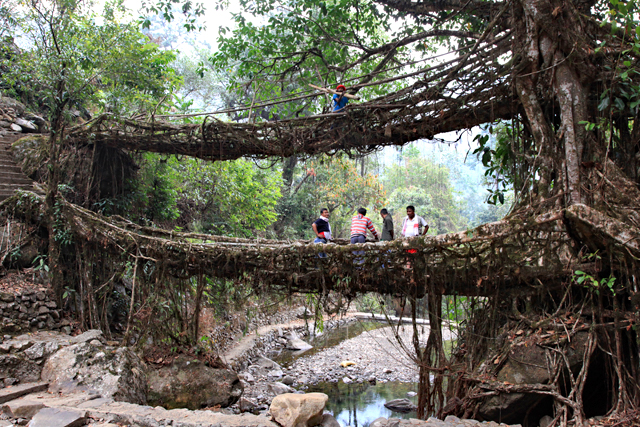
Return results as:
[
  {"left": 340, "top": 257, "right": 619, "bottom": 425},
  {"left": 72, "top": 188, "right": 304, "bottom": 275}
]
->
[{"left": 221, "top": 318, "right": 310, "bottom": 367}]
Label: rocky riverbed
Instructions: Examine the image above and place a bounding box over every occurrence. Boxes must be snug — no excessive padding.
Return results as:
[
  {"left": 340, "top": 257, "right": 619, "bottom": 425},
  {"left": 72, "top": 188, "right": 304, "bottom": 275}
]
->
[
  {"left": 290, "top": 322, "right": 438, "bottom": 385},
  {"left": 0, "top": 312, "right": 614, "bottom": 427},
  {"left": 230, "top": 319, "right": 527, "bottom": 427},
  {"left": 234, "top": 321, "right": 447, "bottom": 399}
]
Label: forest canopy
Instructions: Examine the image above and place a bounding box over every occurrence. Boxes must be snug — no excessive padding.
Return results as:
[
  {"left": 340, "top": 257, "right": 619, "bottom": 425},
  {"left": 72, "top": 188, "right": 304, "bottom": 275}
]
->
[{"left": 2, "top": 0, "right": 640, "bottom": 424}]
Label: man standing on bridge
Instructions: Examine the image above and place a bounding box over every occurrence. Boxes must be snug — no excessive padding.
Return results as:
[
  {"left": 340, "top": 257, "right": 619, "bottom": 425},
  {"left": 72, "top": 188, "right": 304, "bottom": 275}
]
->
[
  {"left": 401, "top": 205, "right": 429, "bottom": 238},
  {"left": 380, "top": 208, "right": 394, "bottom": 241},
  {"left": 401, "top": 205, "right": 428, "bottom": 257}
]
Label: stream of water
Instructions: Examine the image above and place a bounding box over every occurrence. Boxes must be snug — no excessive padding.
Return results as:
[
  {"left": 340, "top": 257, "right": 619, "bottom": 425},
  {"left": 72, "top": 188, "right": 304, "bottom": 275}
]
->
[
  {"left": 273, "top": 320, "right": 420, "bottom": 427},
  {"left": 307, "top": 381, "right": 419, "bottom": 427}
]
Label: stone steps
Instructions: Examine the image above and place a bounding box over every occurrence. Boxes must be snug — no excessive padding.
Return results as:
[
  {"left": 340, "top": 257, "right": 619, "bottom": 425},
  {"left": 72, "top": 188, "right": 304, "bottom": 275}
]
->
[
  {"left": 2, "top": 390, "right": 278, "bottom": 427},
  {"left": 0, "top": 382, "right": 48, "bottom": 404},
  {"left": 0, "top": 133, "right": 41, "bottom": 202}
]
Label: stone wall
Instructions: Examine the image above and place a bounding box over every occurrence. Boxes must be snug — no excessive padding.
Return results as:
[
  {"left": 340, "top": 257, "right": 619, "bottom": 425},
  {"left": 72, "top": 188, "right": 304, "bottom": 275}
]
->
[{"left": 0, "top": 288, "right": 67, "bottom": 334}]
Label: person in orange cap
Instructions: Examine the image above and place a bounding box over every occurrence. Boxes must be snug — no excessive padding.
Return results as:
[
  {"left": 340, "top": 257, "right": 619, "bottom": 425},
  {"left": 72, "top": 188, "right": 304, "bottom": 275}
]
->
[{"left": 332, "top": 84, "right": 349, "bottom": 112}]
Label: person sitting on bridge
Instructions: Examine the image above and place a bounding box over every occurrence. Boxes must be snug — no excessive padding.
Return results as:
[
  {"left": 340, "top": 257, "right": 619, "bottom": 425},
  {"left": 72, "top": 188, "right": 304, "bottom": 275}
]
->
[
  {"left": 333, "top": 84, "right": 349, "bottom": 112},
  {"left": 402, "top": 205, "right": 429, "bottom": 255},
  {"left": 312, "top": 208, "right": 332, "bottom": 258},
  {"left": 350, "top": 208, "right": 379, "bottom": 245},
  {"left": 350, "top": 208, "right": 379, "bottom": 262}
]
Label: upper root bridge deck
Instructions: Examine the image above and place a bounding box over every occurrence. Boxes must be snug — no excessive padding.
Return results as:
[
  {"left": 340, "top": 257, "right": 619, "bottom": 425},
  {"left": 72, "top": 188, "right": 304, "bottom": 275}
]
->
[{"left": 65, "top": 84, "right": 514, "bottom": 162}]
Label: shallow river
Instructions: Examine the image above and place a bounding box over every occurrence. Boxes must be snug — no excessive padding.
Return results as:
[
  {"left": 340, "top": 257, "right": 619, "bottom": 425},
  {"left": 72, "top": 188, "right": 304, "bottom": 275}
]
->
[
  {"left": 307, "top": 381, "right": 419, "bottom": 426},
  {"left": 273, "top": 320, "right": 420, "bottom": 427}
]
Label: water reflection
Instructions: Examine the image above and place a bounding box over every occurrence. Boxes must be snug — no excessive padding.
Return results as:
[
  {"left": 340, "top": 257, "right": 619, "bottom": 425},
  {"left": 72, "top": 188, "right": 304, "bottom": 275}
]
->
[{"left": 306, "top": 381, "right": 419, "bottom": 427}]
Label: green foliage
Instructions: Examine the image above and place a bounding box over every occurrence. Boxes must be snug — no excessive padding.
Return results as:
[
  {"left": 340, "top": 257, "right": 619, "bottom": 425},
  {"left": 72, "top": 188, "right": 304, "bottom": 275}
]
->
[
  {"left": 140, "top": 156, "right": 181, "bottom": 222},
  {"left": 354, "top": 293, "right": 386, "bottom": 314},
  {"left": 172, "top": 51, "right": 226, "bottom": 111},
  {"left": 124, "top": 154, "right": 282, "bottom": 236},
  {"left": 275, "top": 155, "right": 387, "bottom": 239},
  {"left": 382, "top": 148, "right": 465, "bottom": 235},
  {"left": 209, "top": 0, "right": 425, "bottom": 120},
  {"left": 581, "top": 1, "right": 640, "bottom": 139},
  {"left": 53, "top": 185, "right": 74, "bottom": 245},
  {"left": 1, "top": 0, "right": 181, "bottom": 117},
  {"left": 61, "top": 285, "right": 76, "bottom": 300},
  {"left": 472, "top": 123, "right": 517, "bottom": 207},
  {"left": 308, "top": 157, "right": 386, "bottom": 237},
  {"left": 9, "top": 246, "right": 21, "bottom": 261},
  {"left": 174, "top": 157, "right": 282, "bottom": 236},
  {"left": 0, "top": 3, "right": 19, "bottom": 38},
  {"left": 573, "top": 251, "right": 618, "bottom": 295},
  {"left": 140, "top": 0, "right": 206, "bottom": 32},
  {"left": 32, "top": 255, "right": 49, "bottom": 272},
  {"left": 442, "top": 296, "right": 469, "bottom": 322},
  {"left": 574, "top": 270, "right": 617, "bottom": 296}
]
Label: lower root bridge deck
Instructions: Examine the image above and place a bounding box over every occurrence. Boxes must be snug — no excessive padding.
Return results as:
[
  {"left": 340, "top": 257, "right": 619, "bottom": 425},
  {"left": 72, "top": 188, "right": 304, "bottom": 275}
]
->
[{"left": 5, "top": 191, "right": 638, "bottom": 298}]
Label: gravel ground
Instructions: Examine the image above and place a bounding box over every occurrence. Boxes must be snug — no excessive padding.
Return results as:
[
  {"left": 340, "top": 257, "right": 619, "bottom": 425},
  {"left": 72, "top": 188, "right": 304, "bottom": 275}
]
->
[
  {"left": 236, "top": 321, "right": 455, "bottom": 408},
  {"left": 290, "top": 323, "right": 441, "bottom": 385}
]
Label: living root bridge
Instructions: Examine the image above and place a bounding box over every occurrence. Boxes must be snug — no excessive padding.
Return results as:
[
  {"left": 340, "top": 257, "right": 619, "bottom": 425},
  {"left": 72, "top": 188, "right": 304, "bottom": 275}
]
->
[
  {"left": 5, "top": 191, "right": 638, "bottom": 298},
  {"left": 64, "top": 84, "right": 514, "bottom": 162}
]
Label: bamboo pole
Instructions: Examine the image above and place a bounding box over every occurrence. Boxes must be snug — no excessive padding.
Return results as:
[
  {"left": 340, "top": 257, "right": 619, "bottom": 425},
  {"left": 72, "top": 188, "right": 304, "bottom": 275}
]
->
[{"left": 308, "top": 84, "right": 361, "bottom": 100}]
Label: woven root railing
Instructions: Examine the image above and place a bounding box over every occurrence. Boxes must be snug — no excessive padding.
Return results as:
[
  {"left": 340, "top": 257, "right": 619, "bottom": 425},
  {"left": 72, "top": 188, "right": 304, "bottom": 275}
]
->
[{"left": 4, "top": 191, "right": 638, "bottom": 298}]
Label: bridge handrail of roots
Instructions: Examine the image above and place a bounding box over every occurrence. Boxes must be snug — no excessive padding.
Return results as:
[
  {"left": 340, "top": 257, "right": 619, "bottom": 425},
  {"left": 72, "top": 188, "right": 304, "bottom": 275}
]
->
[
  {"left": 5, "top": 191, "right": 636, "bottom": 298},
  {"left": 60, "top": 36, "right": 515, "bottom": 162}
]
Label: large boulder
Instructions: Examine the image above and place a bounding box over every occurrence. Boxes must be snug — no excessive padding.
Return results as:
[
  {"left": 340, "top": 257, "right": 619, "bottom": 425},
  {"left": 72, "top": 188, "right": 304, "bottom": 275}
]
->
[
  {"left": 268, "top": 382, "right": 294, "bottom": 396},
  {"left": 478, "top": 330, "right": 591, "bottom": 423},
  {"left": 269, "top": 393, "right": 328, "bottom": 427},
  {"left": 147, "top": 355, "right": 243, "bottom": 410},
  {"left": 285, "top": 332, "right": 313, "bottom": 352},
  {"left": 41, "top": 341, "right": 147, "bottom": 404},
  {"left": 0, "top": 332, "right": 72, "bottom": 385},
  {"left": 14, "top": 118, "right": 37, "bottom": 133},
  {"left": 0, "top": 97, "right": 25, "bottom": 116},
  {"left": 383, "top": 398, "right": 417, "bottom": 413},
  {"left": 250, "top": 356, "right": 285, "bottom": 379},
  {"left": 0, "top": 355, "right": 40, "bottom": 384}
]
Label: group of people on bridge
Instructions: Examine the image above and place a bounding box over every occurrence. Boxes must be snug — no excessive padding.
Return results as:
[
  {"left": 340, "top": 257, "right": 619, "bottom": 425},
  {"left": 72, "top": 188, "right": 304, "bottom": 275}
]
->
[
  {"left": 310, "top": 84, "right": 429, "bottom": 253},
  {"left": 311, "top": 206, "right": 429, "bottom": 254}
]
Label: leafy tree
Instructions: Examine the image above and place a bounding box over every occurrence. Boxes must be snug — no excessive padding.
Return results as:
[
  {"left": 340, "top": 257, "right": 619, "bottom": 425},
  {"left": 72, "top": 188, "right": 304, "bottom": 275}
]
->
[
  {"left": 274, "top": 156, "right": 387, "bottom": 239},
  {"left": 125, "top": 155, "right": 282, "bottom": 236},
  {"left": 140, "top": 0, "right": 206, "bottom": 33},
  {"left": 209, "top": 0, "right": 432, "bottom": 118},
  {"left": 171, "top": 51, "right": 227, "bottom": 111},
  {"left": 1, "top": 0, "right": 181, "bottom": 115},
  {"left": 383, "top": 147, "right": 465, "bottom": 234},
  {"left": 1, "top": 0, "right": 183, "bottom": 300},
  {"left": 173, "top": 157, "right": 282, "bottom": 237},
  {"left": 134, "top": 154, "right": 181, "bottom": 223},
  {"left": 308, "top": 156, "right": 387, "bottom": 237}
]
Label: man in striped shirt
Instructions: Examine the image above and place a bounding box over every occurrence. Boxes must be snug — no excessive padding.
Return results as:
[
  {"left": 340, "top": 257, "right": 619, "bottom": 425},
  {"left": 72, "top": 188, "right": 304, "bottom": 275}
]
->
[{"left": 350, "top": 208, "right": 379, "bottom": 244}]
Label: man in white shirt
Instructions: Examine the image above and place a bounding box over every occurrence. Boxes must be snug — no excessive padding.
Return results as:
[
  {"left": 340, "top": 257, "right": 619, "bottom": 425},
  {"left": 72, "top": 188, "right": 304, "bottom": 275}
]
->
[{"left": 401, "top": 205, "right": 429, "bottom": 238}]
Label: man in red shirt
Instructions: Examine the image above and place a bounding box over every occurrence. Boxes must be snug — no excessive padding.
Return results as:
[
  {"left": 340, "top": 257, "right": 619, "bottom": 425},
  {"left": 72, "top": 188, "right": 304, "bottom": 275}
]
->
[
  {"left": 350, "top": 208, "right": 379, "bottom": 244},
  {"left": 350, "top": 208, "right": 378, "bottom": 261}
]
